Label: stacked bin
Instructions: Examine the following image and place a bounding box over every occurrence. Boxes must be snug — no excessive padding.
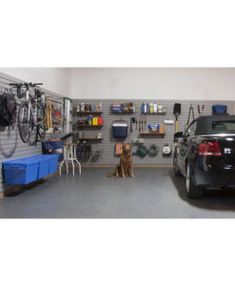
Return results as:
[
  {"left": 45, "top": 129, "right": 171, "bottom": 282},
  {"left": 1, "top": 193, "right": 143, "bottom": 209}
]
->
[{"left": 2, "top": 154, "right": 59, "bottom": 185}]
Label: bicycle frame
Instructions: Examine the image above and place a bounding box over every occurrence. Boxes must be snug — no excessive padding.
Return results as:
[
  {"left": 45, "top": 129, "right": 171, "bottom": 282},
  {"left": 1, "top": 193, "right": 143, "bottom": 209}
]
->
[{"left": 9, "top": 82, "right": 44, "bottom": 144}]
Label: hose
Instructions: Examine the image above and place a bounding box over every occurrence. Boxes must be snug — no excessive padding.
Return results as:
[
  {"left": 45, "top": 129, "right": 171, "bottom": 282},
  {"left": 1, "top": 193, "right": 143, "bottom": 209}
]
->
[{"left": 148, "top": 144, "right": 159, "bottom": 157}]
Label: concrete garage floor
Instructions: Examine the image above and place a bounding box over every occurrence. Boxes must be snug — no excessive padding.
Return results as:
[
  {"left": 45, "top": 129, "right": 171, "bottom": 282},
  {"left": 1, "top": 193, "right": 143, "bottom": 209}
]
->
[{"left": 1, "top": 168, "right": 235, "bottom": 218}]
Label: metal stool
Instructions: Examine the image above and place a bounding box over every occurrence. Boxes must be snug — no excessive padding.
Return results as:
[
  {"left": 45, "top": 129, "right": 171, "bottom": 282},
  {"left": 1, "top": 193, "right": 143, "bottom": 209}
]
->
[{"left": 59, "top": 144, "right": 81, "bottom": 176}]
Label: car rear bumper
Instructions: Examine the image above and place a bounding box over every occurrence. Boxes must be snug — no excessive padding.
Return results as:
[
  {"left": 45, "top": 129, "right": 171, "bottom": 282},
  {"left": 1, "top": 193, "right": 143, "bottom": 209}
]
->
[{"left": 192, "top": 167, "right": 235, "bottom": 189}]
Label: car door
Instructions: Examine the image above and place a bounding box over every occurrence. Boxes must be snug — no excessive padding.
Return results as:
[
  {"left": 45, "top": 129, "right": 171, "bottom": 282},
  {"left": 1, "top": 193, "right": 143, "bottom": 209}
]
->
[{"left": 178, "top": 119, "right": 198, "bottom": 176}]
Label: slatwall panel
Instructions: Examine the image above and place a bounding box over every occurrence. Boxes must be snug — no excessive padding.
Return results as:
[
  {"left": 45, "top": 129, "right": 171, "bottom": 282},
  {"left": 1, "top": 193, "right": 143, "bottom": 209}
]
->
[
  {"left": 73, "top": 99, "right": 235, "bottom": 166},
  {"left": 0, "top": 73, "right": 65, "bottom": 193}
]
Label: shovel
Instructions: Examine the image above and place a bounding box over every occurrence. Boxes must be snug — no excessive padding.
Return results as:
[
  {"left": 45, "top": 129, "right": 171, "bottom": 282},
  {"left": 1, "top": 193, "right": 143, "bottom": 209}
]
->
[{"left": 173, "top": 103, "right": 181, "bottom": 132}]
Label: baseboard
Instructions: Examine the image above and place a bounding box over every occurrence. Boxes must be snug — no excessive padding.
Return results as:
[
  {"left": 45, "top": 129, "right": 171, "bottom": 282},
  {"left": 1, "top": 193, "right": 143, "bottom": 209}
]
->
[{"left": 82, "top": 164, "right": 173, "bottom": 168}]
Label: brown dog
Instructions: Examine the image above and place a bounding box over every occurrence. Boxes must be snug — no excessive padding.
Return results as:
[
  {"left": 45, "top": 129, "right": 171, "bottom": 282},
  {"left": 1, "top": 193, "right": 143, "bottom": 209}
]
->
[{"left": 111, "top": 144, "right": 135, "bottom": 178}]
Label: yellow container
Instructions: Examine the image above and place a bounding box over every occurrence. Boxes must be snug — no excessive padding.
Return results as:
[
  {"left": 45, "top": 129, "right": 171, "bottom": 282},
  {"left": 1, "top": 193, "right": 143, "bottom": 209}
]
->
[{"left": 93, "top": 117, "right": 98, "bottom": 125}]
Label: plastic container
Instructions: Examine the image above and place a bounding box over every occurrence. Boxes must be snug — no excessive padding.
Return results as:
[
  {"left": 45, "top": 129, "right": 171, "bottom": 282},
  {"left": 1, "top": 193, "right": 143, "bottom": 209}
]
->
[
  {"left": 30, "top": 155, "right": 51, "bottom": 179},
  {"left": 42, "top": 140, "right": 64, "bottom": 161},
  {"left": 47, "top": 154, "right": 60, "bottom": 174},
  {"left": 212, "top": 105, "right": 227, "bottom": 115},
  {"left": 112, "top": 120, "right": 128, "bottom": 140},
  {"left": 33, "top": 154, "right": 59, "bottom": 175},
  {"left": 3, "top": 157, "right": 40, "bottom": 185}
]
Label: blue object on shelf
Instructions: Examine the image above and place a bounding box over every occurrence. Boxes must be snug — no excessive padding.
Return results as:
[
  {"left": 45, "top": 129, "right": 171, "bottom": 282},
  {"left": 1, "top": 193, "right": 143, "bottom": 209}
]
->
[{"left": 212, "top": 105, "right": 227, "bottom": 115}]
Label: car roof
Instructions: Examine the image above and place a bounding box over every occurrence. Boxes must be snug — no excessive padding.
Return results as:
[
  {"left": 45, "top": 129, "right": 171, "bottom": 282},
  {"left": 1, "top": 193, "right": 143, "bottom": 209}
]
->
[{"left": 195, "top": 115, "right": 235, "bottom": 135}]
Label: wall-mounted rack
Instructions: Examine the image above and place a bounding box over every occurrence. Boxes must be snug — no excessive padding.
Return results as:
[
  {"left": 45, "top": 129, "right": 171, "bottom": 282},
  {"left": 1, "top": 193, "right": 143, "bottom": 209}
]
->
[
  {"left": 140, "top": 112, "right": 167, "bottom": 115},
  {"left": 139, "top": 132, "right": 165, "bottom": 137},
  {"left": 77, "top": 138, "right": 103, "bottom": 142},
  {"left": 76, "top": 111, "right": 103, "bottom": 116},
  {"left": 76, "top": 125, "right": 103, "bottom": 129}
]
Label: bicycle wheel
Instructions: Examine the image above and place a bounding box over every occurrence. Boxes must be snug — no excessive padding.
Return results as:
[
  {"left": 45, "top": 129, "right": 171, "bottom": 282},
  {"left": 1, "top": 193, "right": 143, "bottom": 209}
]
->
[
  {"left": 36, "top": 102, "right": 46, "bottom": 142},
  {"left": 18, "top": 102, "right": 34, "bottom": 143},
  {"left": 0, "top": 127, "right": 18, "bottom": 158},
  {"left": 28, "top": 105, "right": 38, "bottom": 146}
]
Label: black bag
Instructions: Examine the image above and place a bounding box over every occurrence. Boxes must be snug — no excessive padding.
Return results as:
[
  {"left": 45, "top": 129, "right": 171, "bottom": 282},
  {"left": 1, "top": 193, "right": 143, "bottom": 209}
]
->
[{"left": 0, "top": 91, "right": 17, "bottom": 128}]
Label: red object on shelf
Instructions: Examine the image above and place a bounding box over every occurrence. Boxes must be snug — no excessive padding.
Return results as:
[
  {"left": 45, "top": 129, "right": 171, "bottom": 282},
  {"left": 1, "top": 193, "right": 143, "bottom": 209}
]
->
[{"left": 98, "top": 116, "right": 104, "bottom": 126}]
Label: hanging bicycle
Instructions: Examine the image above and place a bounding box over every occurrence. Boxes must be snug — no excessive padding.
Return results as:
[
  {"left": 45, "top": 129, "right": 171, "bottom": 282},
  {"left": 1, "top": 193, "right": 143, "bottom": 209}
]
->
[{"left": 9, "top": 82, "right": 46, "bottom": 145}]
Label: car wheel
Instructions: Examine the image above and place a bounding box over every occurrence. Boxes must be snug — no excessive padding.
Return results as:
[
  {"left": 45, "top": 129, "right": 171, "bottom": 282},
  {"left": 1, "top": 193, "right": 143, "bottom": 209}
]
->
[
  {"left": 173, "top": 154, "right": 182, "bottom": 176},
  {"left": 186, "top": 163, "right": 203, "bottom": 198}
]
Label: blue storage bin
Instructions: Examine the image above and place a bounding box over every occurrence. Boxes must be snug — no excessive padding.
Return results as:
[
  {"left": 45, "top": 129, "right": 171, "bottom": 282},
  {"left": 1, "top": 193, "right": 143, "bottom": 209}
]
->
[
  {"left": 30, "top": 154, "right": 59, "bottom": 177},
  {"left": 212, "top": 105, "right": 227, "bottom": 115},
  {"left": 42, "top": 141, "right": 64, "bottom": 161},
  {"left": 34, "top": 155, "right": 51, "bottom": 179},
  {"left": 3, "top": 157, "right": 40, "bottom": 185},
  {"left": 47, "top": 154, "right": 59, "bottom": 174}
]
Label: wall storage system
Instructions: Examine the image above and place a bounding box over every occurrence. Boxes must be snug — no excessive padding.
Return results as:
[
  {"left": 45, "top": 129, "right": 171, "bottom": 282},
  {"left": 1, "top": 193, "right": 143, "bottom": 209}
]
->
[
  {"left": 72, "top": 99, "right": 235, "bottom": 166},
  {"left": 0, "top": 73, "right": 70, "bottom": 193}
]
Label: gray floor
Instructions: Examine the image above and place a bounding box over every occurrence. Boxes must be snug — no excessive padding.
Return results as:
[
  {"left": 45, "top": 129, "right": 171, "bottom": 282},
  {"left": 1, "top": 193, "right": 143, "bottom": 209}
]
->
[{"left": 1, "top": 168, "right": 235, "bottom": 218}]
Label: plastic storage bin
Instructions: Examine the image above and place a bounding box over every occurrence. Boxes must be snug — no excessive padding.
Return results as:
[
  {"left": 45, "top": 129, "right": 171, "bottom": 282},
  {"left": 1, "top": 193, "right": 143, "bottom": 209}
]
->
[
  {"left": 42, "top": 140, "right": 64, "bottom": 161},
  {"left": 112, "top": 120, "right": 128, "bottom": 140},
  {"left": 3, "top": 157, "right": 40, "bottom": 185},
  {"left": 30, "top": 155, "right": 51, "bottom": 179},
  {"left": 47, "top": 154, "right": 59, "bottom": 174},
  {"left": 31, "top": 154, "right": 59, "bottom": 176}
]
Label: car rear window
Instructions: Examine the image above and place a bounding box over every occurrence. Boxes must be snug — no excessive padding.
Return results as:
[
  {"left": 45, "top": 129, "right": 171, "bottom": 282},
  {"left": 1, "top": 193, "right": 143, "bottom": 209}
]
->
[{"left": 212, "top": 120, "right": 235, "bottom": 132}]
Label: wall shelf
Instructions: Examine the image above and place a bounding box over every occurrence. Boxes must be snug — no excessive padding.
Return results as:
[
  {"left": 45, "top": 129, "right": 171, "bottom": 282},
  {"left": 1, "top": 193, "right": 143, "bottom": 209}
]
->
[
  {"left": 110, "top": 112, "right": 134, "bottom": 115},
  {"left": 139, "top": 132, "right": 165, "bottom": 137},
  {"left": 140, "top": 112, "right": 167, "bottom": 115},
  {"left": 76, "top": 111, "right": 103, "bottom": 116},
  {"left": 77, "top": 138, "right": 103, "bottom": 142},
  {"left": 76, "top": 125, "right": 103, "bottom": 129}
]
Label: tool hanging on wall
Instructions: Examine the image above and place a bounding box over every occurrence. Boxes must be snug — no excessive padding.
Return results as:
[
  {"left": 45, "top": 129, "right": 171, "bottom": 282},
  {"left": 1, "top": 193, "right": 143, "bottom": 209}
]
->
[
  {"left": 144, "top": 115, "right": 147, "bottom": 131},
  {"left": 130, "top": 117, "right": 136, "bottom": 133},
  {"left": 148, "top": 144, "right": 159, "bottom": 157},
  {"left": 173, "top": 103, "right": 181, "bottom": 132},
  {"left": 46, "top": 97, "right": 53, "bottom": 129},
  {"left": 162, "top": 144, "right": 172, "bottom": 156},
  {"left": 130, "top": 117, "right": 133, "bottom": 132},
  {"left": 197, "top": 104, "right": 205, "bottom": 116},
  {"left": 187, "top": 103, "right": 195, "bottom": 126}
]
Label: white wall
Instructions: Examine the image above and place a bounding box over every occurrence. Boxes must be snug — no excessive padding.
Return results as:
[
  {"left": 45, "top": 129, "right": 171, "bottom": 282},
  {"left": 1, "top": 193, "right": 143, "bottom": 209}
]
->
[
  {"left": 0, "top": 68, "right": 70, "bottom": 96},
  {"left": 1, "top": 68, "right": 235, "bottom": 101},
  {"left": 69, "top": 68, "right": 235, "bottom": 100}
]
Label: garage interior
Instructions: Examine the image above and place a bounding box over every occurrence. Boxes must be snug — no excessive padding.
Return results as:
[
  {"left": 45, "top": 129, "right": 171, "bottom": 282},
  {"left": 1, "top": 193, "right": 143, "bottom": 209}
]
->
[{"left": 1, "top": 67, "right": 235, "bottom": 218}]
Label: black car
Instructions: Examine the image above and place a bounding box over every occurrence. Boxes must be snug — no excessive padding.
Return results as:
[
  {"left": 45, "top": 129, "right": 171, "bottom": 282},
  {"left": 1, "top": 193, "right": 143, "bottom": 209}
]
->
[{"left": 173, "top": 115, "right": 235, "bottom": 198}]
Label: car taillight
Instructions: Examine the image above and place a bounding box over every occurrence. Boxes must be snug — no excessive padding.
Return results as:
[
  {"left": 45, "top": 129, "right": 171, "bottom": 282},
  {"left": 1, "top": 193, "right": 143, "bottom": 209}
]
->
[{"left": 198, "top": 141, "right": 222, "bottom": 156}]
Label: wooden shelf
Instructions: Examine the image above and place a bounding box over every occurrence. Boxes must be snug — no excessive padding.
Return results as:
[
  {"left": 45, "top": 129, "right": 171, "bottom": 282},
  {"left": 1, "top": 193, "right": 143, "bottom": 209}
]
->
[
  {"left": 76, "top": 125, "right": 103, "bottom": 128},
  {"left": 76, "top": 111, "right": 103, "bottom": 115},
  {"left": 77, "top": 138, "right": 103, "bottom": 141},
  {"left": 140, "top": 112, "right": 167, "bottom": 115},
  {"left": 111, "top": 112, "right": 134, "bottom": 115},
  {"left": 139, "top": 132, "right": 165, "bottom": 137}
]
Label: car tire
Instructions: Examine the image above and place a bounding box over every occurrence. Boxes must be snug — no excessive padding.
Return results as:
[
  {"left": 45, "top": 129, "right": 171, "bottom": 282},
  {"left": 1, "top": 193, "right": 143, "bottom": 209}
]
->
[
  {"left": 173, "top": 154, "right": 182, "bottom": 176},
  {"left": 186, "top": 163, "right": 203, "bottom": 198}
]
